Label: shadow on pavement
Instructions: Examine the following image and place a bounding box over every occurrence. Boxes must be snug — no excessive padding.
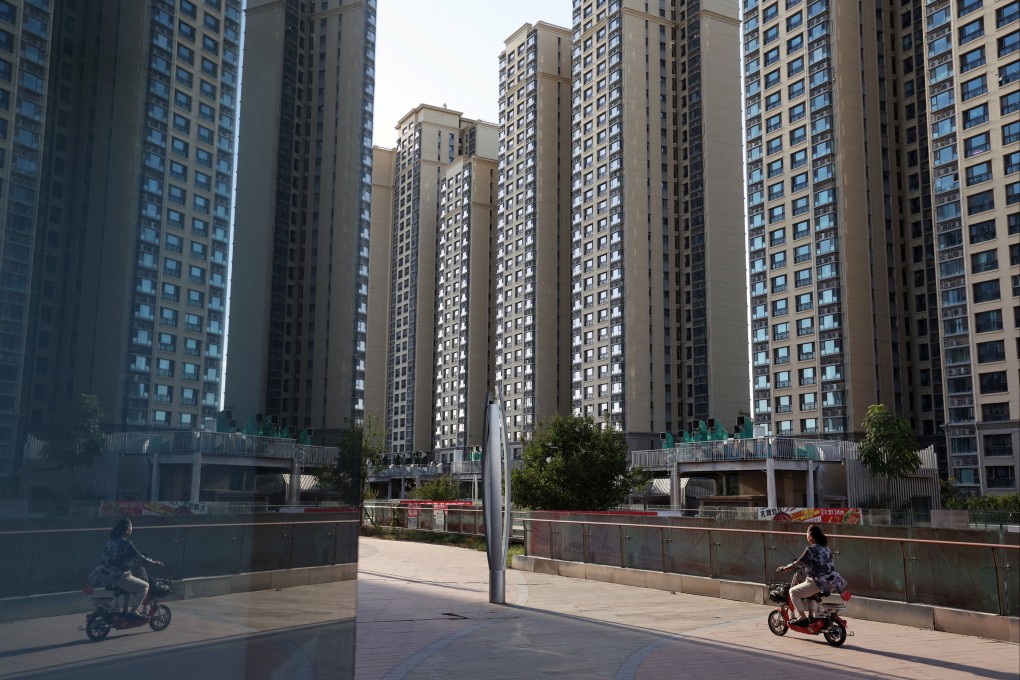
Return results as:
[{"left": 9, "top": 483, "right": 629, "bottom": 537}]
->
[{"left": 8, "top": 618, "right": 356, "bottom": 680}]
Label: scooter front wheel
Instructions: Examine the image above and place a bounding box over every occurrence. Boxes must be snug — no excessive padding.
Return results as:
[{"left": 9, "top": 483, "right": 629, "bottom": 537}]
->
[
  {"left": 85, "top": 616, "right": 111, "bottom": 641},
  {"left": 768, "top": 609, "right": 788, "bottom": 636},
  {"left": 149, "top": 604, "right": 171, "bottom": 631},
  {"left": 823, "top": 621, "right": 847, "bottom": 646}
]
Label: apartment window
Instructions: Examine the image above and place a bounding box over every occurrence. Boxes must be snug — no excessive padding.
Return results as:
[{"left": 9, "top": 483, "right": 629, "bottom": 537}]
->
[
  {"left": 798, "top": 342, "right": 815, "bottom": 361},
  {"left": 1000, "top": 31, "right": 1020, "bottom": 57},
  {"left": 767, "top": 137, "right": 783, "bottom": 155},
  {"left": 1004, "top": 90, "right": 1020, "bottom": 116},
  {"left": 1006, "top": 151, "right": 1020, "bottom": 175},
  {"left": 796, "top": 317, "right": 814, "bottom": 336},
  {"left": 960, "top": 47, "right": 985, "bottom": 73},
  {"left": 967, "top": 190, "right": 994, "bottom": 215},
  {"left": 979, "top": 371, "right": 1008, "bottom": 394},
  {"left": 959, "top": 18, "right": 984, "bottom": 45},
  {"left": 999, "top": 2, "right": 1020, "bottom": 28},
  {"left": 984, "top": 434, "right": 1014, "bottom": 457},
  {"left": 974, "top": 309, "right": 1003, "bottom": 332},
  {"left": 969, "top": 220, "right": 996, "bottom": 243},
  {"left": 1008, "top": 182, "right": 1020, "bottom": 205},
  {"left": 789, "top": 102, "right": 806, "bottom": 123},
  {"left": 1004, "top": 121, "right": 1020, "bottom": 146},
  {"left": 796, "top": 292, "right": 812, "bottom": 312},
  {"left": 972, "top": 280, "right": 1000, "bottom": 303},
  {"left": 963, "top": 104, "right": 989, "bottom": 129},
  {"left": 787, "top": 35, "right": 803, "bottom": 54},
  {"left": 971, "top": 249, "right": 998, "bottom": 274},
  {"left": 961, "top": 75, "right": 987, "bottom": 100},
  {"left": 787, "top": 11, "right": 803, "bottom": 30},
  {"left": 959, "top": 0, "right": 983, "bottom": 18},
  {"left": 788, "top": 79, "right": 805, "bottom": 99},
  {"left": 987, "top": 466, "right": 1017, "bottom": 489},
  {"left": 977, "top": 340, "right": 1006, "bottom": 363},
  {"left": 967, "top": 161, "right": 993, "bottom": 185},
  {"left": 790, "top": 149, "right": 807, "bottom": 169},
  {"left": 1001, "top": 60, "right": 1020, "bottom": 86},
  {"left": 772, "top": 298, "right": 789, "bottom": 316}
]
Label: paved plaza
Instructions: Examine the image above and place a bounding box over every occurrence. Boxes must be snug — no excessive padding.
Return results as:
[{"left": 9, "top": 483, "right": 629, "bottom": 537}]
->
[{"left": 0, "top": 537, "right": 1016, "bottom": 679}]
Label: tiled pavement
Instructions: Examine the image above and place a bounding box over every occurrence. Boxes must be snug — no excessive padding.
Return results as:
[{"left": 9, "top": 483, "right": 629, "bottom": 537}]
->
[{"left": 0, "top": 537, "right": 1016, "bottom": 679}]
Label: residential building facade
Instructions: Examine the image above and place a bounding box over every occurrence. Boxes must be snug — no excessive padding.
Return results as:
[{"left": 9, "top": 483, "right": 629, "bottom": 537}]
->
[
  {"left": 744, "top": 0, "right": 904, "bottom": 439},
  {"left": 569, "top": 0, "right": 748, "bottom": 452},
  {"left": 375, "top": 105, "right": 498, "bottom": 456},
  {"left": 225, "top": 0, "right": 376, "bottom": 442},
  {"left": 496, "top": 21, "right": 573, "bottom": 459},
  {"left": 743, "top": 0, "right": 1018, "bottom": 493},
  {"left": 920, "top": 0, "right": 1018, "bottom": 492},
  {"left": 2, "top": 0, "right": 243, "bottom": 475},
  {"left": 433, "top": 153, "right": 498, "bottom": 461}
]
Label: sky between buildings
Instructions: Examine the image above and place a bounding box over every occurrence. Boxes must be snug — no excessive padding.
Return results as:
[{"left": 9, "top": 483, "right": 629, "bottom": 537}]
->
[{"left": 372, "top": 0, "right": 574, "bottom": 147}]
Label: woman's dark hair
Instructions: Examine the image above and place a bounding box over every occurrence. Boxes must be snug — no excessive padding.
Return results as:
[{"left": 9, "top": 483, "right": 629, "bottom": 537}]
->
[
  {"left": 808, "top": 525, "right": 828, "bottom": 546},
  {"left": 110, "top": 518, "right": 132, "bottom": 540}
]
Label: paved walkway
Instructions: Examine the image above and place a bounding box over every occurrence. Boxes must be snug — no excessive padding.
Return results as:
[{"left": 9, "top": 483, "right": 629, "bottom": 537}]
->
[{"left": 0, "top": 537, "right": 1016, "bottom": 679}]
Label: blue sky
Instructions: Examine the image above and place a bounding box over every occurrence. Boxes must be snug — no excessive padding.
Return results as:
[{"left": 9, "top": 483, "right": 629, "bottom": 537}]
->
[{"left": 372, "top": 0, "right": 573, "bottom": 147}]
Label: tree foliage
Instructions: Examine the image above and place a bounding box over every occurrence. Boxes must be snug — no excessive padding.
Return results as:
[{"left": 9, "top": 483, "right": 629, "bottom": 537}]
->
[
  {"left": 313, "top": 415, "right": 384, "bottom": 510},
  {"left": 858, "top": 403, "right": 921, "bottom": 500},
  {"left": 411, "top": 474, "right": 462, "bottom": 501},
  {"left": 511, "top": 413, "right": 650, "bottom": 511},
  {"left": 40, "top": 394, "right": 106, "bottom": 467},
  {"left": 940, "top": 479, "right": 1020, "bottom": 512}
]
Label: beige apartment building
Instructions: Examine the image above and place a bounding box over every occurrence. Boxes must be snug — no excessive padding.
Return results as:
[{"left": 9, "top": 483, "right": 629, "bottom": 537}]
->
[
  {"left": 569, "top": 0, "right": 748, "bottom": 452},
  {"left": 0, "top": 1, "right": 244, "bottom": 476},
  {"left": 433, "top": 154, "right": 498, "bottom": 460},
  {"left": 496, "top": 22, "right": 574, "bottom": 458},
  {"left": 743, "top": 0, "right": 1018, "bottom": 493},
  {"left": 366, "top": 146, "right": 395, "bottom": 428},
  {"left": 373, "top": 105, "right": 498, "bottom": 456},
  {"left": 225, "top": 0, "right": 376, "bottom": 442},
  {"left": 744, "top": 0, "right": 904, "bottom": 439},
  {"left": 920, "top": 0, "right": 1018, "bottom": 493}
]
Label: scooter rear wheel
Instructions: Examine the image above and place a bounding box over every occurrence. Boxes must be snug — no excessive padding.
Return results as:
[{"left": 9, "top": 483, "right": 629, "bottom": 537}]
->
[
  {"left": 768, "top": 609, "right": 788, "bottom": 636},
  {"left": 823, "top": 621, "right": 847, "bottom": 646},
  {"left": 85, "top": 616, "right": 111, "bottom": 641},
  {"left": 149, "top": 604, "right": 172, "bottom": 631}
]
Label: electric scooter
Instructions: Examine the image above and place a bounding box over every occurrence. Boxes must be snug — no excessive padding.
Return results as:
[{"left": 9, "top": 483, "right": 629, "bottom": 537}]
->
[
  {"left": 767, "top": 567, "right": 852, "bottom": 646},
  {"left": 81, "top": 565, "right": 173, "bottom": 641}
]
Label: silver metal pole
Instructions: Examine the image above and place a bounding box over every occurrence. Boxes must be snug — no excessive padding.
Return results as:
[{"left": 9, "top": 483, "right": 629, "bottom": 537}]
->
[{"left": 484, "top": 392, "right": 506, "bottom": 604}]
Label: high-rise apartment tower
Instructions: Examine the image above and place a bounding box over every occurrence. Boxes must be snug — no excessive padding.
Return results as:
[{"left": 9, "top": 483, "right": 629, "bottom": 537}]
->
[
  {"left": 1, "top": 1, "right": 243, "bottom": 475},
  {"left": 226, "top": 0, "right": 376, "bottom": 441},
  {"left": 496, "top": 22, "right": 573, "bottom": 458},
  {"left": 569, "top": 0, "right": 748, "bottom": 451}
]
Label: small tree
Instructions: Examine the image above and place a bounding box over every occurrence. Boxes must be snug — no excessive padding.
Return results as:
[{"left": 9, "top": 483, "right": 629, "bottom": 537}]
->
[
  {"left": 858, "top": 403, "right": 921, "bottom": 503},
  {"left": 511, "top": 413, "right": 650, "bottom": 511},
  {"left": 313, "top": 415, "right": 384, "bottom": 512},
  {"left": 411, "top": 474, "right": 462, "bottom": 501},
  {"left": 40, "top": 394, "right": 106, "bottom": 467}
]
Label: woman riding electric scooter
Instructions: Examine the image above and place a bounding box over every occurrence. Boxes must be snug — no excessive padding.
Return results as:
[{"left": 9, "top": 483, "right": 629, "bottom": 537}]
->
[{"left": 777, "top": 525, "right": 845, "bottom": 627}]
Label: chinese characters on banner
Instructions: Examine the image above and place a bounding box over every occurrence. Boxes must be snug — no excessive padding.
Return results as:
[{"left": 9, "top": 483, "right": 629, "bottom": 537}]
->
[{"left": 757, "top": 507, "right": 862, "bottom": 524}]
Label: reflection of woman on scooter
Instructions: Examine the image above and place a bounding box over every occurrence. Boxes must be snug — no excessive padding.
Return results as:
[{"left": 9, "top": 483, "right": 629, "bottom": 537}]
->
[
  {"left": 101, "top": 519, "right": 163, "bottom": 621},
  {"left": 778, "top": 525, "right": 838, "bottom": 627}
]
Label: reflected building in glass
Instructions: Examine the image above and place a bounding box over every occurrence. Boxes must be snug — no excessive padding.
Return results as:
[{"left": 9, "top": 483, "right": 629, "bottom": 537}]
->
[
  {"left": 225, "top": 0, "right": 376, "bottom": 442},
  {"left": 1, "top": 0, "right": 242, "bottom": 476}
]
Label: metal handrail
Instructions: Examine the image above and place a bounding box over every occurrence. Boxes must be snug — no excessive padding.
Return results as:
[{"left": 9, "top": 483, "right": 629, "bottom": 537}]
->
[
  {"left": 0, "top": 517, "right": 362, "bottom": 537},
  {"left": 518, "top": 517, "right": 1019, "bottom": 549}
]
